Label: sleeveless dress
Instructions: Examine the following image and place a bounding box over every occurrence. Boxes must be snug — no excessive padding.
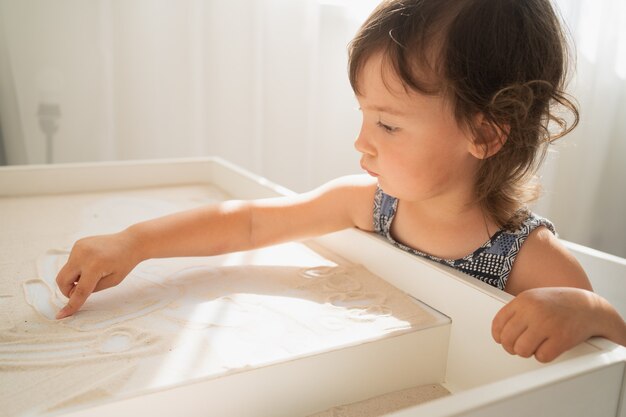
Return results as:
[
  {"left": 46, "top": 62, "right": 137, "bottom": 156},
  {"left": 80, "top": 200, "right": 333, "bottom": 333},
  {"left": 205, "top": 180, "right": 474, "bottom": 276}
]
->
[{"left": 373, "top": 187, "right": 556, "bottom": 290}]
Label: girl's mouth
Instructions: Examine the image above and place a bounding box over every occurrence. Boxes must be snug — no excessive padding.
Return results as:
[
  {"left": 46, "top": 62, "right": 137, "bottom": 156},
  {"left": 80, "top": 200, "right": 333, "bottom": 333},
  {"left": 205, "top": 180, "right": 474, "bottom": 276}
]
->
[{"left": 360, "top": 162, "right": 378, "bottom": 177}]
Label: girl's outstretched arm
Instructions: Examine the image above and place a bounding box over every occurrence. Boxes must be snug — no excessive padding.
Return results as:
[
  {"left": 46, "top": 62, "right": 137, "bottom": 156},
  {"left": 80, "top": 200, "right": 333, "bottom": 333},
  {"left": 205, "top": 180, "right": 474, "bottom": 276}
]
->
[
  {"left": 55, "top": 175, "right": 377, "bottom": 319},
  {"left": 492, "top": 287, "right": 626, "bottom": 363}
]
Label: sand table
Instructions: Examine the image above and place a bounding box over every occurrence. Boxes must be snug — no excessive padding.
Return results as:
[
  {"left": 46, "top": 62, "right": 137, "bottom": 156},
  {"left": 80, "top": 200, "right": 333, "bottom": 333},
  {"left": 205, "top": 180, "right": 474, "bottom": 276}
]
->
[{"left": 0, "top": 184, "right": 447, "bottom": 416}]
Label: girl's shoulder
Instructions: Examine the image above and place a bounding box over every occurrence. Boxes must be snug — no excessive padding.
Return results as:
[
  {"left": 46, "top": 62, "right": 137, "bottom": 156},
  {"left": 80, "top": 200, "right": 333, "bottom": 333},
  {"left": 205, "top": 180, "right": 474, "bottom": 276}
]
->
[
  {"left": 309, "top": 174, "right": 378, "bottom": 232},
  {"left": 504, "top": 212, "right": 592, "bottom": 294}
]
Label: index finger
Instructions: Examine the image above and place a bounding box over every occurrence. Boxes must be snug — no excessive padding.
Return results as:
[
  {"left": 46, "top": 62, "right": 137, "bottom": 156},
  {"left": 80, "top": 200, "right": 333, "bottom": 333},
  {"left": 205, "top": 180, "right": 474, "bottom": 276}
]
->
[
  {"left": 55, "top": 261, "right": 80, "bottom": 298},
  {"left": 55, "top": 272, "right": 101, "bottom": 319}
]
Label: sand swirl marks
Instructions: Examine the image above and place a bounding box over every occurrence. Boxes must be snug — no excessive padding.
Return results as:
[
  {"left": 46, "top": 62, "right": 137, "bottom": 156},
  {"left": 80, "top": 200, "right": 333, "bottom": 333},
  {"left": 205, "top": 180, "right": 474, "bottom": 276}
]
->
[
  {"left": 328, "top": 292, "right": 392, "bottom": 320},
  {"left": 297, "top": 265, "right": 399, "bottom": 330},
  {"left": 22, "top": 274, "right": 178, "bottom": 331},
  {"left": 0, "top": 326, "right": 162, "bottom": 368},
  {"left": 327, "top": 292, "right": 385, "bottom": 308},
  {"left": 29, "top": 252, "right": 180, "bottom": 331},
  {"left": 299, "top": 266, "right": 361, "bottom": 291},
  {"left": 300, "top": 266, "right": 346, "bottom": 279},
  {"left": 22, "top": 279, "right": 65, "bottom": 321},
  {"left": 9, "top": 245, "right": 430, "bottom": 416},
  {"left": 300, "top": 265, "right": 393, "bottom": 319}
]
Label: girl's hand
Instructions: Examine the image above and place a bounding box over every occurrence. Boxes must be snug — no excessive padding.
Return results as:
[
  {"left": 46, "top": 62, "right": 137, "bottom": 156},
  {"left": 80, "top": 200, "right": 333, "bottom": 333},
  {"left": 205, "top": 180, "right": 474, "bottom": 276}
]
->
[
  {"left": 55, "top": 230, "right": 142, "bottom": 319},
  {"left": 491, "top": 287, "right": 601, "bottom": 363}
]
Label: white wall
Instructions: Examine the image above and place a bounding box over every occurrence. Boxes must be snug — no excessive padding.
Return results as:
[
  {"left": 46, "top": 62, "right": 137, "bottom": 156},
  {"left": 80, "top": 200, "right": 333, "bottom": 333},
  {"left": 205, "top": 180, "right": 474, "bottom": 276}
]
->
[{"left": 0, "top": 0, "right": 374, "bottom": 192}]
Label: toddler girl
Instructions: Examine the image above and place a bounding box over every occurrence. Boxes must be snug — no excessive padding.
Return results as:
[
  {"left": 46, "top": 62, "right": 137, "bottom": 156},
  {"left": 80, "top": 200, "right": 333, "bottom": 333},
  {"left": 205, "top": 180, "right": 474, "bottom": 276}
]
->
[{"left": 56, "top": 0, "right": 626, "bottom": 361}]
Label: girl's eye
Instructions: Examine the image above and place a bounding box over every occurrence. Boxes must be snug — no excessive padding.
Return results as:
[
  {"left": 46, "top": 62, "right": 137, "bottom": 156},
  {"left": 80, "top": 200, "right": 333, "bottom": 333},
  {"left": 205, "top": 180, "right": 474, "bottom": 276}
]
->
[{"left": 377, "top": 121, "right": 399, "bottom": 133}]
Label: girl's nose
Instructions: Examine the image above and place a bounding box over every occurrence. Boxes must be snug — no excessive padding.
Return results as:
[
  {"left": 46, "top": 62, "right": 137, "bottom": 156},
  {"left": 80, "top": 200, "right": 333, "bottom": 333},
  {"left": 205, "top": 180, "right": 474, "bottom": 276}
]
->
[{"left": 354, "top": 127, "right": 375, "bottom": 156}]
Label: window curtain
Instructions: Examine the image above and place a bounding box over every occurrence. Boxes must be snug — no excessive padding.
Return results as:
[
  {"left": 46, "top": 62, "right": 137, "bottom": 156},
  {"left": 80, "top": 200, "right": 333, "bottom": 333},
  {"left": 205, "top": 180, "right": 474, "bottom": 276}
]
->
[
  {"left": 0, "top": 0, "right": 371, "bottom": 190},
  {"left": 535, "top": 0, "right": 626, "bottom": 257}
]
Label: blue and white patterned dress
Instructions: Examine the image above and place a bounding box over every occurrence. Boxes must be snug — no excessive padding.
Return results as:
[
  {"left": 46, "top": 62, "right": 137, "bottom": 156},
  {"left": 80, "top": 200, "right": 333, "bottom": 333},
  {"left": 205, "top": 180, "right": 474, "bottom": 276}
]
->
[{"left": 373, "top": 187, "right": 555, "bottom": 290}]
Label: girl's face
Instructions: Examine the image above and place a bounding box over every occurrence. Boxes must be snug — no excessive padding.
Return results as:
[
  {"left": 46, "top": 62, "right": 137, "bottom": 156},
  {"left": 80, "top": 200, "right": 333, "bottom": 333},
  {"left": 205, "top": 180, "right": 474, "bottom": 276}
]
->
[{"left": 354, "top": 53, "right": 481, "bottom": 205}]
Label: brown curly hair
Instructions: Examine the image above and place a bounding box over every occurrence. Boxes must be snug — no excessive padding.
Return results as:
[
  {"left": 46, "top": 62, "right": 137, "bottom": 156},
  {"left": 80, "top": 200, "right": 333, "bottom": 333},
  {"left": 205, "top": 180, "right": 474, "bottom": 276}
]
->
[{"left": 348, "top": 0, "right": 578, "bottom": 229}]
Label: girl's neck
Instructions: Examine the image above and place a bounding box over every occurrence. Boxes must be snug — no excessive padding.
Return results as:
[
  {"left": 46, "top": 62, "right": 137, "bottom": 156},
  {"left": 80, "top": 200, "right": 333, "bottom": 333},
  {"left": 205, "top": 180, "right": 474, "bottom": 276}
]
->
[{"left": 391, "top": 196, "right": 499, "bottom": 260}]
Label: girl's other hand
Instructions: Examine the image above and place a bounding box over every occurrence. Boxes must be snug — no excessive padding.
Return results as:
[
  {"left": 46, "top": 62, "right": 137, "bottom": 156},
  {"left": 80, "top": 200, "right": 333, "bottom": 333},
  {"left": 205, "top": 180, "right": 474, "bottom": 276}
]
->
[
  {"left": 55, "top": 230, "right": 142, "bottom": 319},
  {"left": 491, "top": 287, "right": 600, "bottom": 363}
]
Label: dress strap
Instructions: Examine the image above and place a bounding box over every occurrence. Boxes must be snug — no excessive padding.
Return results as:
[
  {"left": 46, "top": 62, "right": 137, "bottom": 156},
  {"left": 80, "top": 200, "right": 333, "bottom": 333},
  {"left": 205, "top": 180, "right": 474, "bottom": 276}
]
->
[
  {"left": 373, "top": 187, "right": 398, "bottom": 236},
  {"left": 497, "top": 213, "right": 556, "bottom": 289}
]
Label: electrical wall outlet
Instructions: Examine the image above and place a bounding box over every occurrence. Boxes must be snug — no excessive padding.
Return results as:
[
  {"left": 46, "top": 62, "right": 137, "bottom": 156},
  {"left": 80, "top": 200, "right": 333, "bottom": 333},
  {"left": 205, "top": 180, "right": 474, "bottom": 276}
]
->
[{"left": 37, "top": 102, "right": 61, "bottom": 164}]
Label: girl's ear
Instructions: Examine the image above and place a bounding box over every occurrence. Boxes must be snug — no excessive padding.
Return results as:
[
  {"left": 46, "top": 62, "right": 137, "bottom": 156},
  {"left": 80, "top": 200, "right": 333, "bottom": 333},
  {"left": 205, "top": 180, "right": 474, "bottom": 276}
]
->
[{"left": 467, "top": 114, "right": 509, "bottom": 159}]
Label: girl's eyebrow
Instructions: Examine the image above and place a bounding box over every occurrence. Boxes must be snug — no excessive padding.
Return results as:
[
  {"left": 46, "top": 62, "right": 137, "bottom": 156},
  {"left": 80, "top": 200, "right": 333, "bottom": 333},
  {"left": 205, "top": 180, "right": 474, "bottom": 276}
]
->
[{"left": 360, "top": 104, "right": 407, "bottom": 116}]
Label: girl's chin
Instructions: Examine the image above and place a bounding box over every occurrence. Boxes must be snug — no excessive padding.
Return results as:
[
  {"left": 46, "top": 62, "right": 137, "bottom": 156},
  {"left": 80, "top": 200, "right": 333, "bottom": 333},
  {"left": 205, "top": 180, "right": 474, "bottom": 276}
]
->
[
  {"left": 376, "top": 180, "right": 395, "bottom": 197},
  {"left": 377, "top": 181, "right": 414, "bottom": 200}
]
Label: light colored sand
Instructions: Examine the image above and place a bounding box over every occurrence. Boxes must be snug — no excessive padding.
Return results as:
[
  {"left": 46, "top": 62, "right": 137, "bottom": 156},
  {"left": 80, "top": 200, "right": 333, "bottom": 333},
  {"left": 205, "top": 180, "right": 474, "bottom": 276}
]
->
[
  {"left": 309, "top": 384, "right": 450, "bottom": 417},
  {"left": 1, "top": 184, "right": 448, "bottom": 416}
]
